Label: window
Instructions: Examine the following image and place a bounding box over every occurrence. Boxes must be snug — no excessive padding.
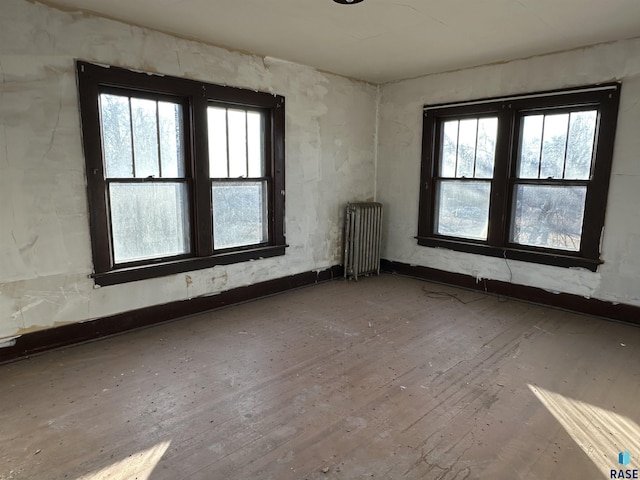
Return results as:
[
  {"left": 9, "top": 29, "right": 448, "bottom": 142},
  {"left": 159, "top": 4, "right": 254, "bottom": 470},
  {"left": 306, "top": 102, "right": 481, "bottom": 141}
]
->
[
  {"left": 207, "top": 106, "right": 268, "bottom": 250},
  {"left": 418, "top": 84, "right": 621, "bottom": 271},
  {"left": 77, "top": 61, "right": 286, "bottom": 285},
  {"left": 434, "top": 116, "right": 497, "bottom": 240}
]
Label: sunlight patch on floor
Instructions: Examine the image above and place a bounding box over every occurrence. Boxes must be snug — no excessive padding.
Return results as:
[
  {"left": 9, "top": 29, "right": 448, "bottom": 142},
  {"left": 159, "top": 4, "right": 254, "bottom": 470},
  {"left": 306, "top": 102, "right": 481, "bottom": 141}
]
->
[
  {"left": 76, "top": 440, "right": 171, "bottom": 480},
  {"left": 529, "top": 384, "right": 640, "bottom": 477}
]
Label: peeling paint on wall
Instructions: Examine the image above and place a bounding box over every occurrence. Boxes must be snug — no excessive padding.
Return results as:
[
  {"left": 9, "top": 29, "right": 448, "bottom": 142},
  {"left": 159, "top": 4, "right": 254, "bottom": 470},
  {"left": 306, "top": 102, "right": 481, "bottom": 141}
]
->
[
  {"left": 0, "top": 336, "right": 18, "bottom": 348},
  {"left": 0, "top": 0, "right": 377, "bottom": 337},
  {"left": 377, "top": 38, "right": 640, "bottom": 307}
]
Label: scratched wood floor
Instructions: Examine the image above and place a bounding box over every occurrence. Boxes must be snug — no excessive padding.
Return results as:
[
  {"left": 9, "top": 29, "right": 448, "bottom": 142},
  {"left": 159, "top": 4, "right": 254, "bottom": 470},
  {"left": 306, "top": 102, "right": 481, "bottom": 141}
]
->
[{"left": 1, "top": 274, "right": 640, "bottom": 480}]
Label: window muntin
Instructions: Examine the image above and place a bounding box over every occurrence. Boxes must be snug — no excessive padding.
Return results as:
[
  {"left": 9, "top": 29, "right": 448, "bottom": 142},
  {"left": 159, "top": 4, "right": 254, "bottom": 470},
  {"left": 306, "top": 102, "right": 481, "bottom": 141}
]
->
[
  {"left": 99, "top": 92, "right": 190, "bottom": 264},
  {"left": 435, "top": 116, "right": 497, "bottom": 240},
  {"left": 516, "top": 110, "right": 597, "bottom": 181},
  {"left": 509, "top": 108, "right": 598, "bottom": 252},
  {"left": 440, "top": 117, "right": 497, "bottom": 179},
  {"left": 207, "top": 106, "right": 268, "bottom": 250},
  {"left": 418, "top": 84, "right": 620, "bottom": 271},
  {"left": 78, "top": 61, "right": 286, "bottom": 285}
]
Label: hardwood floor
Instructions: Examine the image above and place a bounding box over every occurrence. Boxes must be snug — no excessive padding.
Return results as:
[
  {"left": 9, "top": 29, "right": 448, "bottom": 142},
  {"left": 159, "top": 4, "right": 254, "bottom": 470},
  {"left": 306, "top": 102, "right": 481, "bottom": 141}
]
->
[{"left": 1, "top": 274, "right": 639, "bottom": 479}]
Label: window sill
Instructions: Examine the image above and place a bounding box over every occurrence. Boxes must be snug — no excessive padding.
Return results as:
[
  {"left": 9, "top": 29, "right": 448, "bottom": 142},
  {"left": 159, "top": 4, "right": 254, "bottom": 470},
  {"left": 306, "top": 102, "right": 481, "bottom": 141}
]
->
[
  {"left": 92, "top": 245, "right": 287, "bottom": 286},
  {"left": 416, "top": 236, "right": 601, "bottom": 272}
]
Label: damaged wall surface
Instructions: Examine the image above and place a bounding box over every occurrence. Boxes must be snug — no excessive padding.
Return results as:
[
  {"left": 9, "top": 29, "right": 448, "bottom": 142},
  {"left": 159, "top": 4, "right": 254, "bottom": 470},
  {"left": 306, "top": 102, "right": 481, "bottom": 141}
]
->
[
  {"left": 0, "top": 0, "right": 377, "bottom": 340},
  {"left": 2, "top": 0, "right": 639, "bottom": 344},
  {"left": 377, "top": 38, "right": 640, "bottom": 307}
]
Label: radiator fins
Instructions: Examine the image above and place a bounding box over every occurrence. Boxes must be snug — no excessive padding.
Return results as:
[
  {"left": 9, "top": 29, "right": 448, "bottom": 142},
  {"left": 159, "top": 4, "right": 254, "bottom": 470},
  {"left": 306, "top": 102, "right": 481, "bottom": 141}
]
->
[{"left": 343, "top": 202, "right": 383, "bottom": 280}]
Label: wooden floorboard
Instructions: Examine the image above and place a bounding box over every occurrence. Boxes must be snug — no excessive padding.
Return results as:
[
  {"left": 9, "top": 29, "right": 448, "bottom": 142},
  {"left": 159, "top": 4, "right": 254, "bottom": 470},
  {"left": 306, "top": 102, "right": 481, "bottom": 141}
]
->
[{"left": 1, "top": 274, "right": 639, "bottom": 479}]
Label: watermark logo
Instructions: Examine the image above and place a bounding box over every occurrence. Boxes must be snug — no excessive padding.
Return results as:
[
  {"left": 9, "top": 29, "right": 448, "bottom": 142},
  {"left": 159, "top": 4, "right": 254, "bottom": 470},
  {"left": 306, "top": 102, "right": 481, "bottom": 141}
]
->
[{"left": 611, "top": 450, "right": 638, "bottom": 479}]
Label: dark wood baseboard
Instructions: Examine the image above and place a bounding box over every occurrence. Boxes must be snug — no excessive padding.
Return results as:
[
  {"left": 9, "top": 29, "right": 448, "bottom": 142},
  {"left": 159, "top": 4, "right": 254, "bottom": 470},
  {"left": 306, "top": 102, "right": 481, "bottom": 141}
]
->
[
  {"left": 381, "top": 259, "right": 640, "bottom": 327},
  {"left": 6, "top": 260, "right": 636, "bottom": 364},
  {"left": 0, "top": 265, "right": 344, "bottom": 364}
]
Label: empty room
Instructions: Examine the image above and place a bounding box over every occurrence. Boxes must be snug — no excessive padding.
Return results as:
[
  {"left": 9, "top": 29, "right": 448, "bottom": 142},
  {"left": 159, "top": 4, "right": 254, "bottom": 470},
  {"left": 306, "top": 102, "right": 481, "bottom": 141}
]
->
[{"left": 2, "top": 0, "right": 640, "bottom": 478}]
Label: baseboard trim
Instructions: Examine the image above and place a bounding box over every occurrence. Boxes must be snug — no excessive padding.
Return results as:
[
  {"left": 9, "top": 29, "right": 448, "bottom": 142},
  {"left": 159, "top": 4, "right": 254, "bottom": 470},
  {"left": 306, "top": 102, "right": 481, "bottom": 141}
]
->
[
  {"left": 381, "top": 259, "right": 640, "bottom": 326},
  {"left": 0, "top": 265, "right": 344, "bottom": 364}
]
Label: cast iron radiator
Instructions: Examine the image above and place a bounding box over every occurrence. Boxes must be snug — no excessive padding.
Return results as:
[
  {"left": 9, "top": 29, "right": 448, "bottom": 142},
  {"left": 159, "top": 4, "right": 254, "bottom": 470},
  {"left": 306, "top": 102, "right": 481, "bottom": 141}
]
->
[{"left": 343, "top": 202, "right": 383, "bottom": 280}]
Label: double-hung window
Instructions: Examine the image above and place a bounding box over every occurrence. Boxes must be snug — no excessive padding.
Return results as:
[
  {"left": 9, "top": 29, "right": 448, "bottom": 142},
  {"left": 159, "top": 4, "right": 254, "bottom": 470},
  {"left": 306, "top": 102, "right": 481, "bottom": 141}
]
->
[
  {"left": 418, "top": 84, "right": 621, "bottom": 271},
  {"left": 77, "top": 61, "right": 286, "bottom": 286},
  {"left": 208, "top": 105, "right": 269, "bottom": 250},
  {"left": 99, "top": 92, "right": 191, "bottom": 264}
]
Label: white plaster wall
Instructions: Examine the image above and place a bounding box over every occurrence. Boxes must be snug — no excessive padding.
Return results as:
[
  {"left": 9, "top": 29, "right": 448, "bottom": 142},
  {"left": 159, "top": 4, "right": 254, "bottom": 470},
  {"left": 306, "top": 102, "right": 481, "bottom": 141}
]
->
[
  {"left": 377, "top": 38, "right": 640, "bottom": 307},
  {"left": 0, "top": 0, "right": 377, "bottom": 339}
]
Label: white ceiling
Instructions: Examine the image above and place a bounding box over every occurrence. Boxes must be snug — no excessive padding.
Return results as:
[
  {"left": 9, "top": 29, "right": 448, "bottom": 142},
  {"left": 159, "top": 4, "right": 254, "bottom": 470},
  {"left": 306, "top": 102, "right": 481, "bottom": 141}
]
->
[{"left": 45, "top": 0, "right": 640, "bottom": 83}]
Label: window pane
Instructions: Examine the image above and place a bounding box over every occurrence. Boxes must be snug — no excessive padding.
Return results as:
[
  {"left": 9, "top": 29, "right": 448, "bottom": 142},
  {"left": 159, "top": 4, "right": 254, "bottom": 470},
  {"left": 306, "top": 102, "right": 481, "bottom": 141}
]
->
[
  {"left": 228, "top": 109, "right": 247, "bottom": 178},
  {"left": 100, "top": 94, "right": 133, "bottom": 178},
  {"left": 109, "top": 182, "right": 191, "bottom": 263},
  {"left": 456, "top": 119, "right": 477, "bottom": 178},
  {"left": 158, "top": 101, "right": 184, "bottom": 178},
  {"left": 510, "top": 184, "right": 586, "bottom": 251},
  {"left": 212, "top": 181, "right": 267, "bottom": 249},
  {"left": 435, "top": 180, "right": 490, "bottom": 240},
  {"left": 247, "top": 111, "right": 264, "bottom": 177},
  {"left": 131, "top": 98, "right": 160, "bottom": 178},
  {"left": 440, "top": 118, "right": 497, "bottom": 179},
  {"left": 440, "top": 120, "right": 458, "bottom": 177},
  {"left": 518, "top": 115, "right": 543, "bottom": 179},
  {"left": 540, "top": 113, "right": 569, "bottom": 179},
  {"left": 475, "top": 117, "right": 497, "bottom": 178},
  {"left": 208, "top": 106, "right": 228, "bottom": 178},
  {"left": 565, "top": 110, "right": 596, "bottom": 180}
]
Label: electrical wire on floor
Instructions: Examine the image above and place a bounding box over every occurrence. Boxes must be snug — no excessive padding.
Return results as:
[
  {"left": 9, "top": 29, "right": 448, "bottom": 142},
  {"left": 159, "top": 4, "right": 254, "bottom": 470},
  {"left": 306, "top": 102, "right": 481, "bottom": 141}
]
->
[
  {"left": 421, "top": 286, "right": 487, "bottom": 305},
  {"left": 418, "top": 252, "right": 515, "bottom": 306}
]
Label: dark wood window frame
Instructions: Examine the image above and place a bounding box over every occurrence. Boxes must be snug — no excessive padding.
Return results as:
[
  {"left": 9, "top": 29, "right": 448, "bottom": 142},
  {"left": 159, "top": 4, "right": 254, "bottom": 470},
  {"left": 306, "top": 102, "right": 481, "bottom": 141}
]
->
[
  {"left": 417, "top": 83, "right": 621, "bottom": 272},
  {"left": 77, "top": 61, "right": 286, "bottom": 286}
]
